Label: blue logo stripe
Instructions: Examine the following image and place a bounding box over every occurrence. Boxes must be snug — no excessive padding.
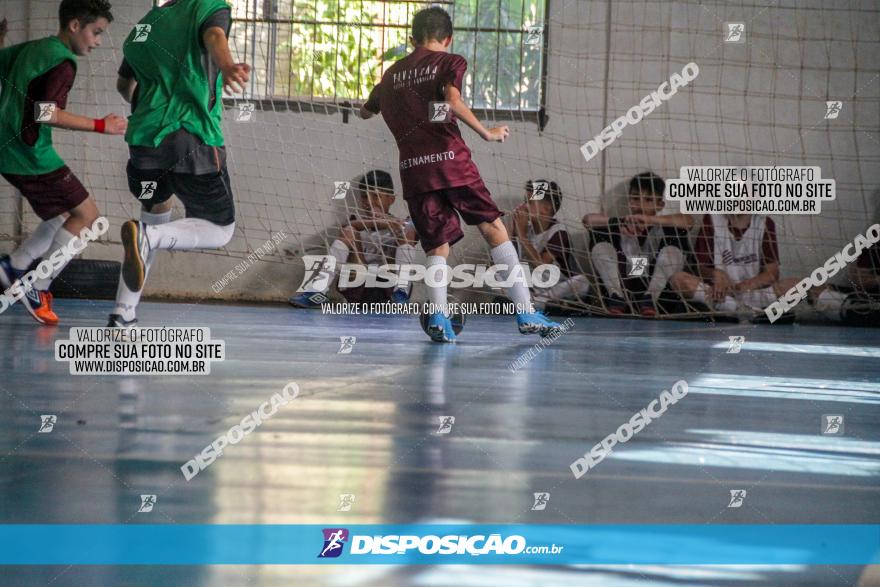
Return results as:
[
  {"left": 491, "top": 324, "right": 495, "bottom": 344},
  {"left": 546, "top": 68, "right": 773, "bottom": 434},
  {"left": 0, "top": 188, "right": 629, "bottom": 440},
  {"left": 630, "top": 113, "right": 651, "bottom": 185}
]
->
[{"left": 0, "top": 525, "right": 877, "bottom": 565}]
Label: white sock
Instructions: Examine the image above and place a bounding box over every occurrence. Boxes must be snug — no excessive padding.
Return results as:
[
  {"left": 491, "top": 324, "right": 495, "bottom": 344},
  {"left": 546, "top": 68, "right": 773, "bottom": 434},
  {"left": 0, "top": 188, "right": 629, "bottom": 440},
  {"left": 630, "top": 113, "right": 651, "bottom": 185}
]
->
[
  {"left": 113, "top": 210, "right": 171, "bottom": 320},
  {"left": 814, "top": 288, "right": 846, "bottom": 321},
  {"left": 10, "top": 215, "right": 65, "bottom": 270},
  {"left": 31, "top": 228, "right": 78, "bottom": 291},
  {"left": 647, "top": 246, "right": 684, "bottom": 301},
  {"left": 490, "top": 240, "right": 533, "bottom": 313},
  {"left": 716, "top": 295, "right": 738, "bottom": 312},
  {"left": 329, "top": 239, "right": 349, "bottom": 266},
  {"left": 321, "top": 239, "right": 350, "bottom": 293},
  {"left": 693, "top": 283, "right": 709, "bottom": 304},
  {"left": 145, "top": 219, "right": 234, "bottom": 251},
  {"left": 591, "top": 241, "right": 624, "bottom": 298},
  {"left": 394, "top": 243, "right": 418, "bottom": 292},
  {"left": 534, "top": 274, "right": 590, "bottom": 303},
  {"left": 425, "top": 255, "right": 449, "bottom": 316}
]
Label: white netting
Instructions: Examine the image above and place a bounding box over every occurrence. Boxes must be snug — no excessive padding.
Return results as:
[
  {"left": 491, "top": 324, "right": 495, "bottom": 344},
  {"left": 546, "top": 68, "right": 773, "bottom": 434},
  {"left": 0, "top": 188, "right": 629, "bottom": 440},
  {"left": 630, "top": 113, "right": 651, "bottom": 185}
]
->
[{"left": 0, "top": 0, "right": 877, "bottom": 315}]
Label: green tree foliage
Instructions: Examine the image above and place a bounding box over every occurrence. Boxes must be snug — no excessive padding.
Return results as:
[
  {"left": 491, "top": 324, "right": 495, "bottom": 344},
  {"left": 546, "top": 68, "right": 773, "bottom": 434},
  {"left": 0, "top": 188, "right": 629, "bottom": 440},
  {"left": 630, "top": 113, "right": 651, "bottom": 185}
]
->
[{"left": 237, "top": 0, "right": 544, "bottom": 110}]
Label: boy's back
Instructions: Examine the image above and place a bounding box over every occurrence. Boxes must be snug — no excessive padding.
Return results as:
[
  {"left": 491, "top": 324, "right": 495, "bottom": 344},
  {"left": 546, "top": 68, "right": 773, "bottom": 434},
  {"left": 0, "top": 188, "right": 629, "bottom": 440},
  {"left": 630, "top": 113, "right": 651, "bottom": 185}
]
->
[{"left": 364, "top": 47, "right": 480, "bottom": 197}]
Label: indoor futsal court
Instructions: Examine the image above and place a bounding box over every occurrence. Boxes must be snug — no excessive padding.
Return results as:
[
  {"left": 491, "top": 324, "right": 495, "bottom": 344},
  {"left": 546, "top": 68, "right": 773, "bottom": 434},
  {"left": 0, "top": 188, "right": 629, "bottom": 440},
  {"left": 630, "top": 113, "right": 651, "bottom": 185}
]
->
[{"left": 0, "top": 0, "right": 879, "bottom": 586}]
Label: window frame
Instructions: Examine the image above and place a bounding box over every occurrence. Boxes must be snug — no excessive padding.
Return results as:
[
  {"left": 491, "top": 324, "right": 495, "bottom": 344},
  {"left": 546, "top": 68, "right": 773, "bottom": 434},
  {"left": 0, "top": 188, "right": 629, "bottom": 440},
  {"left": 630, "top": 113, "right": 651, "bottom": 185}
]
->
[{"left": 226, "top": 0, "right": 550, "bottom": 129}]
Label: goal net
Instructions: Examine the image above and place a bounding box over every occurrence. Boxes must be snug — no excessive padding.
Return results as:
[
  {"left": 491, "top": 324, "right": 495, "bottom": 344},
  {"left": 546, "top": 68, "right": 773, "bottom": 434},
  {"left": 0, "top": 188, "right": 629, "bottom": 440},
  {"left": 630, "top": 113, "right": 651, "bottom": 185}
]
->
[{"left": 1, "top": 0, "right": 877, "bottom": 318}]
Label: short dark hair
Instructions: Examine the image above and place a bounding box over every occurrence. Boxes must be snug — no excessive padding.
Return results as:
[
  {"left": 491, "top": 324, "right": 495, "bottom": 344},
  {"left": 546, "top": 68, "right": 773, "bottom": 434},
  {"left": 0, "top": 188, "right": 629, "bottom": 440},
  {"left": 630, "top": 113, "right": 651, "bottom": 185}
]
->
[
  {"left": 526, "top": 179, "right": 562, "bottom": 215},
  {"left": 411, "top": 7, "right": 453, "bottom": 45},
  {"left": 629, "top": 171, "right": 665, "bottom": 198},
  {"left": 357, "top": 169, "right": 394, "bottom": 197},
  {"left": 59, "top": 0, "right": 113, "bottom": 29}
]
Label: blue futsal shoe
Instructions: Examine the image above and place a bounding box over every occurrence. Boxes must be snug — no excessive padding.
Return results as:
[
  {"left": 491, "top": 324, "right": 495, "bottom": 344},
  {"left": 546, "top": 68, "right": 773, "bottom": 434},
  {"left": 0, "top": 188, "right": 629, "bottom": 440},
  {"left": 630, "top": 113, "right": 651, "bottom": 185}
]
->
[
  {"left": 517, "top": 310, "right": 564, "bottom": 337},
  {"left": 391, "top": 287, "right": 411, "bottom": 304},
  {"left": 424, "top": 312, "right": 457, "bottom": 343},
  {"left": 288, "top": 291, "right": 329, "bottom": 308},
  {"left": 0, "top": 254, "right": 25, "bottom": 290}
]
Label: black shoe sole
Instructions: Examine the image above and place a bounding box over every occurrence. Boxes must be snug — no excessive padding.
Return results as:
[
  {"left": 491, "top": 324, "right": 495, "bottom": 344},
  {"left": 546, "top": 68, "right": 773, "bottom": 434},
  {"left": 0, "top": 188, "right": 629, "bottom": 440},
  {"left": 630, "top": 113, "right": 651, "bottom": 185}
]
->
[{"left": 121, "top": 221, "right": 145, "bottom": 292}]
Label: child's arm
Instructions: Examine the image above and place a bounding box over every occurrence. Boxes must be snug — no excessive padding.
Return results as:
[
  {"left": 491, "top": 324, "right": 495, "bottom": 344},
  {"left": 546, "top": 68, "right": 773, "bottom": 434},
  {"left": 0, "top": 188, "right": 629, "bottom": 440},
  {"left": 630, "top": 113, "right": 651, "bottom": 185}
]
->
[
  {"left": 203, "top": 26, "right": 250, "bottom": 94},
  {"left": 512, "top": 205, "right": 543, "bottom": 265},
  {"left": 582, "top": 213, "right": 610, "bottom": 228},
  {"left": 349, "top": 217, "right": 405, "bottom": 233},
  {"left": 358, "top": 87, "right": 380, "bottom": 120},
  {"left": 734, "top": 262, "right": 780, "bottom": 293},
  {"left": 443, "top": 84, "right": 508, "bottom": 142},
  {"left": 47, "top": 109, "right": 127, "bottom": 135},
  {"left": 627, "top": 212, "right": 695, "bottom": 230}
]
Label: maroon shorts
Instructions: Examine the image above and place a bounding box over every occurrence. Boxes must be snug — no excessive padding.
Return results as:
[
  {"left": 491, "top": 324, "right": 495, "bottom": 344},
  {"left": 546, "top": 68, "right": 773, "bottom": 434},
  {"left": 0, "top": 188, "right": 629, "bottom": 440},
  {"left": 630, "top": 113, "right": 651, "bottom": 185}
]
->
[
  {"left": 405, "top": 179, "right": 503, "bottom": 252},
  {"left": 2, "top": 165, "right": 89, "bottom": 220}
]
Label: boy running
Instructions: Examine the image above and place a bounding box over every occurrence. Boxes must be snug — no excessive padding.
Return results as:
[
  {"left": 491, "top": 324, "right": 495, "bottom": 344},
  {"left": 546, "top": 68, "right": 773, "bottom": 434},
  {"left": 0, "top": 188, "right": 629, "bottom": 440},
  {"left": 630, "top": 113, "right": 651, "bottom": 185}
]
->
[
  {"left": 0, "top": 0, "right": 126, "bottom": 325},
  {"left": 358, "top": 6, "right": 561, "bottom": 342},
  {"left": 108, "top": 0, "right": 250, "bottom": 327}
]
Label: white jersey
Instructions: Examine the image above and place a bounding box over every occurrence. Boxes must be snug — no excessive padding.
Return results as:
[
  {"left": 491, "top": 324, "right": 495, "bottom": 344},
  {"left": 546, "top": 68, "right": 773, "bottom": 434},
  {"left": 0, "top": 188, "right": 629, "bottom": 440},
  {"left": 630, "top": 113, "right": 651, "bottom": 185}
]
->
[
  {"left": 528, "top": 222, "right": 565, "bottom": 254},
  {"left": 359, "top": 218, "right": 414, "bottom": 264},
  {"left": 711, "top": 215, "right": 766, "bottom": 283}
]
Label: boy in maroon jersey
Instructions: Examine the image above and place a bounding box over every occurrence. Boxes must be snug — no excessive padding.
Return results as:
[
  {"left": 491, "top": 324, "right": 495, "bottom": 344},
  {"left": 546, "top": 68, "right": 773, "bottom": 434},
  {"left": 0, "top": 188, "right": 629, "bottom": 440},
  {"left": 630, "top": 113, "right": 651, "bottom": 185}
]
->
[{"left": 358, "top": 6, "right": 562, "bottom": 342}]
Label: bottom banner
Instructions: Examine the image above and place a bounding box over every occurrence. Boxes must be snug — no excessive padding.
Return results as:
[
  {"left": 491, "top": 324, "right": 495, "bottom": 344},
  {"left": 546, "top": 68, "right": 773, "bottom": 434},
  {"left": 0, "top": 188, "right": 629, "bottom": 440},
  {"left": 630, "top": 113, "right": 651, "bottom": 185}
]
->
[{"left": 0, "top": 525, "right": 878, "bottom": 565}]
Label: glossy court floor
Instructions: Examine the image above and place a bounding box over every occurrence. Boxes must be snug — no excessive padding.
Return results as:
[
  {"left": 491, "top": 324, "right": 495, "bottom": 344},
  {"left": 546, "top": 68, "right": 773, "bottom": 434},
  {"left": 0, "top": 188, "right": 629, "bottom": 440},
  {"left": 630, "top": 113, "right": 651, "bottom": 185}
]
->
[{"left": 0, "top": 299, "right": 878, "bottom": 586}]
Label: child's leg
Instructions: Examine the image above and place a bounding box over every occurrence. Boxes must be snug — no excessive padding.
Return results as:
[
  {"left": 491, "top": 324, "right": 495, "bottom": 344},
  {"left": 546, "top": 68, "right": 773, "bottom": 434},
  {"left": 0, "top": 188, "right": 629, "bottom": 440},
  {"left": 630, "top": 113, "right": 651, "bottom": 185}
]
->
[
  {"left": 590, "top": 241, "right": 625, "bottom": 298},
  {"left": 9, "top": 215, "right": 65, "bottom": 270},
  {"left": 534, "top": 274, "right": 591, "bottom": 306},
  {"left": 31, "top": 196, "right": 101, "bottom": 291},
  {"left": 403, "top": 191, "right": 462, "bottom": 319},
  {"left": 393, "top": 226, "right": 419, "bottom": 294},
  {"left": 112, "top": 201, "right": 172, "bottom": 320},
  {"left": 669, "top": 271, "right": 710, "bottom": 304},
  {"left": 477, "top": 218, "right": 534, "bottom": 312},
  {"left": 306, "top": 225, "right": 358, "bottom": 295},
  {"left": 424, "top": 243, "right": 450, "bottom": 316},
  {"left": 647, "top": 245, "right": 685, "bottom": 301}
]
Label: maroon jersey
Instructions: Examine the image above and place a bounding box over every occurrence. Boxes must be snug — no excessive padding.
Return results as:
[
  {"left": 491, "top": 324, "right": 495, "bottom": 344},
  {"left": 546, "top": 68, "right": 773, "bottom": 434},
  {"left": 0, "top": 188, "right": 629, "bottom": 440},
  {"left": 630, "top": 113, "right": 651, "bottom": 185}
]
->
[{"left": 364, "top": 47, "right": 482, "bottom": 197}]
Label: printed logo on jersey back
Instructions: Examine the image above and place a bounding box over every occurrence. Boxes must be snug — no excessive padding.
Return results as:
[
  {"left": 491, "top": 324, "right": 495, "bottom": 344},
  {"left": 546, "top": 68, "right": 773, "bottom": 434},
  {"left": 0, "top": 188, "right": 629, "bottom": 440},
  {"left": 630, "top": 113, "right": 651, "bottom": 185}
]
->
[{"left": 429, "top": 102, "right": 452, "bottom": 123}]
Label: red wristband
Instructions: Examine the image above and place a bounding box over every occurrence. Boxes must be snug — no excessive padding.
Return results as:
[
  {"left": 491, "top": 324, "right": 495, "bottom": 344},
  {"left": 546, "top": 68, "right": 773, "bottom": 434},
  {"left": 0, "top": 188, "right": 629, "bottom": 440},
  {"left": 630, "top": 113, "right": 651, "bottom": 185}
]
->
[{"left": 93, "top": 118, "right": 105, "bottom": 134}]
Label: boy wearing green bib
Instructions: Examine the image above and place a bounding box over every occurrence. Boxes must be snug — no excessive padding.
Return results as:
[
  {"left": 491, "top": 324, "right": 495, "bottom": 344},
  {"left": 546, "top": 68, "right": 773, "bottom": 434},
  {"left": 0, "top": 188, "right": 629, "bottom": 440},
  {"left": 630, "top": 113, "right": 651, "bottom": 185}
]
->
[
  {"left": 109, "top": 0, "right": 250, "bottom": 327},
  {"left": 0, "top": 0, "right": 126, "bottom": 325}
]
